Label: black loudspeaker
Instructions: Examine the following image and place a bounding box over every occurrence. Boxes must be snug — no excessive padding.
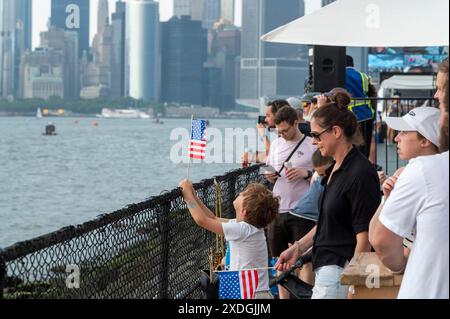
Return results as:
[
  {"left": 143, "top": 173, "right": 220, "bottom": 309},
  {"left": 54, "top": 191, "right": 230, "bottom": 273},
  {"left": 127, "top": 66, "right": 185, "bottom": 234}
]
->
[{"left": 310, "top": 46, "right": 346, "bottom": 93}]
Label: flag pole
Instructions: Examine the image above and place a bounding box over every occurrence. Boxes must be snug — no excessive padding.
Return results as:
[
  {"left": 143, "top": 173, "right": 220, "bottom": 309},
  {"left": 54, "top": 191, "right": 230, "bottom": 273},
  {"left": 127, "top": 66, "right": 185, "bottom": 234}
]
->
[
  {"left": 213, "top": 267, "right": 275, "bottom": 273},
  {"left": 187, "top": 114, "right": 194, "bottom": 181}
]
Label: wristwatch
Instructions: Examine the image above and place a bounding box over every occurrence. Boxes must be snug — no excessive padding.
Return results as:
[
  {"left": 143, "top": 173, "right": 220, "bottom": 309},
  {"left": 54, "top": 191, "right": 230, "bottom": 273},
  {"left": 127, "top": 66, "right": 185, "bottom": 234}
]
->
[{"left": 304, "top": 170, "right": 313, "bottom": 180}]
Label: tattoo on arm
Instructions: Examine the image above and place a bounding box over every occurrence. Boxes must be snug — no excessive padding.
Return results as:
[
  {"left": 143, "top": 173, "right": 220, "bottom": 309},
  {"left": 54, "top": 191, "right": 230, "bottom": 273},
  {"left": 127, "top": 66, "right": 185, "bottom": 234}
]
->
[{"left": 186, "top": 201, "right": 197, "bottom": 209}]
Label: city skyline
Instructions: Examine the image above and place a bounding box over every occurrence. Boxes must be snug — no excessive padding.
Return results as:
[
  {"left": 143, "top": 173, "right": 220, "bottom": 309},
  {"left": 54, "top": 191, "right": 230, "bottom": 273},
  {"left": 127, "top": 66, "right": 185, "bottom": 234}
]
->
[{"left": 32, "top": 0, "right": 249, "bottom": 50}]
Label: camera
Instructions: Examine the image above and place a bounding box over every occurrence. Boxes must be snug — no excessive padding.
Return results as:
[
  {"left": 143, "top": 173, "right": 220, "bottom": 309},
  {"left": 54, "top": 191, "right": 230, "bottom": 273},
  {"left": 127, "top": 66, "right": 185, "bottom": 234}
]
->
[{"left": 258, "top": 115, "right": 267, "bottom": 125}]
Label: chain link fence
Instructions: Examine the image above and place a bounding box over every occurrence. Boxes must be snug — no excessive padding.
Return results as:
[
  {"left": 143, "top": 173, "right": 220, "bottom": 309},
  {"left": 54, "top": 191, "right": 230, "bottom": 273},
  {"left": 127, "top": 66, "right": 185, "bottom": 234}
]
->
[{"left": 0, "top": 165, "right": 266, "bottom": 299}]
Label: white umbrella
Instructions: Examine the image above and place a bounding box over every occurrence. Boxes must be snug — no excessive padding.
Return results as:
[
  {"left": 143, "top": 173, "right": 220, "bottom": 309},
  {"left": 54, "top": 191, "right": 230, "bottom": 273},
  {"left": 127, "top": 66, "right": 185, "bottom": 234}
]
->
[{"left": 261, "top": 0, "right": 449, "bottom": 47}]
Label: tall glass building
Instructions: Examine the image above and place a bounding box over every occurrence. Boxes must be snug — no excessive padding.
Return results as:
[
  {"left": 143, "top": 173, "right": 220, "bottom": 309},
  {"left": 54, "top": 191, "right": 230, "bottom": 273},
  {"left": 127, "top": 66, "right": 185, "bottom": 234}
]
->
[
  {"left": 239, "top": 0, "right": 308, "bottom": 107},
  {"left": 126, "top": 0, "right": 160, "bottom": 102},
  {"left": 0, "top": 0, "right": 32, "bottom": 97},
  {"left": 51, "top": 0, "right": 90, "bottom": 58}
]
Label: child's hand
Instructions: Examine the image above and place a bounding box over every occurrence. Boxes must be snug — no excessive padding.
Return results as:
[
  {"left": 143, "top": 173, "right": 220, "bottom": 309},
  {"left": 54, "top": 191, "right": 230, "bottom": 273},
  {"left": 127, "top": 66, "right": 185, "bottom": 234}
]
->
[{"left": 179, "top": 179, "right": 195, "bottom": 200}]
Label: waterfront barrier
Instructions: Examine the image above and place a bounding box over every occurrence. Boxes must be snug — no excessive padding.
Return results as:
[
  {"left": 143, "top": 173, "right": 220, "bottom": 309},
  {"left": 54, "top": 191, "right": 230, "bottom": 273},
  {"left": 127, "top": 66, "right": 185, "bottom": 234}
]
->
[{"left": 0, "top": 165, "right": 266, "bottom": 299}]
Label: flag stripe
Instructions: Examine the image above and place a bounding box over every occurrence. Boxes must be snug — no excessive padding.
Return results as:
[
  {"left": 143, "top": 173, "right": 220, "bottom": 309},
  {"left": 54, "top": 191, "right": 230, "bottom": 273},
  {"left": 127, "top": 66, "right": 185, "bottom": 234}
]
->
[
  {"left": 190, "top": 154, "right": 205, "bottom": 159},
  {"left": 190, "top": 140, "right": 207, "bottom": 145},
  {"left": 240, "top": 271, "right": 246, "bottom": 299},
  {"left": 190, "top": 148, "right": 205, "bottom": 152},
  {"left": 189, "top": 119, "right": 207, "bottom": 160}
]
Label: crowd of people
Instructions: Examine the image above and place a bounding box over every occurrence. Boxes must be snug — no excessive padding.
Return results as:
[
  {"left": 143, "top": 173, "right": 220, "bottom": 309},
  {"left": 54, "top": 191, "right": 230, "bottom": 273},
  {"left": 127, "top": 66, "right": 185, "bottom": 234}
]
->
[{"left": 179, "top": 59, "right": 449, "bottom": 299}]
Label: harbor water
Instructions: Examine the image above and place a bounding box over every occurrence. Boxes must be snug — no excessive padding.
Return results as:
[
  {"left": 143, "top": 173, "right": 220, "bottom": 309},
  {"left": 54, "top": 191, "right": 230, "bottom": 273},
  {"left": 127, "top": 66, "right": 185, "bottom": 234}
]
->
[{"left": 0, "top": 117, "right": 255, "bottom": 248}]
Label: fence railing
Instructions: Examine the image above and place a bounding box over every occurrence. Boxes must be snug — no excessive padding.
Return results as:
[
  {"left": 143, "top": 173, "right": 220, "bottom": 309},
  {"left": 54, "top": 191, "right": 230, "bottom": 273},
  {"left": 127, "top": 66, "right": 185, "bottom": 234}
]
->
[{"left": 0, "top": 165, "right": 266, "bottom": 299}]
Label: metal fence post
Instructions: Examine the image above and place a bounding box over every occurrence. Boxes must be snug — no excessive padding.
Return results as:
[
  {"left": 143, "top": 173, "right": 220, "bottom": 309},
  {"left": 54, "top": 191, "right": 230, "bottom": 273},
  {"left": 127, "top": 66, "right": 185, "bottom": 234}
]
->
[
  {"left": 227, "top": 176, "right": 236, "bottom": 213},
  {"left": 157, "top": 201, "right": 171, "bottom": 299},
  {"left": 0, "top": 252, "right": 5, "bottom": 299}
]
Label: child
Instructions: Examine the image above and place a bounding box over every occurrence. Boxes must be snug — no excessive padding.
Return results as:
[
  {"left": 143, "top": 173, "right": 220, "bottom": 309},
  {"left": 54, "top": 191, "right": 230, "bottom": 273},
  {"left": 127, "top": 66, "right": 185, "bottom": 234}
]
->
[
  {"left": 290, "top": 149, "right": 334, "bottom": 223},
  {"left": 179, "top": 180, "right": 279, "bottom": 299}
]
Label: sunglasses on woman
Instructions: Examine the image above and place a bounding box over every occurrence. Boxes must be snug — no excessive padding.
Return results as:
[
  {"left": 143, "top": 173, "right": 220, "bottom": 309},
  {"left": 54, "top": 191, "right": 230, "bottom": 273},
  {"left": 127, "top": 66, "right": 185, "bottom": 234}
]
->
[{"left": 311, "top": 127, "right": 332, "bottom": 141}]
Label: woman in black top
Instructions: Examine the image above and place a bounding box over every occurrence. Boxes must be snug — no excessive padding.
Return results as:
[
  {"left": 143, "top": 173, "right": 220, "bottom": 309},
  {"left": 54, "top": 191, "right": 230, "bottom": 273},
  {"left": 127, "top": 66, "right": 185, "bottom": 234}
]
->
[{"left": 275, "top": 90, "right": 381, "bottom": 299}]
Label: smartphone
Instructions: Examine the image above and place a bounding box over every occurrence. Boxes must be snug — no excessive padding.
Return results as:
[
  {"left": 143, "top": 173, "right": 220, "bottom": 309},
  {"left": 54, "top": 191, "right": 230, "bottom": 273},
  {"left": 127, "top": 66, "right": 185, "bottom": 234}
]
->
[
  {"left": 259, "top": 165, "right": 279, "bottom": 176},
  {"left": 258, "top": 116, "right": 267, "bottom": 125}
]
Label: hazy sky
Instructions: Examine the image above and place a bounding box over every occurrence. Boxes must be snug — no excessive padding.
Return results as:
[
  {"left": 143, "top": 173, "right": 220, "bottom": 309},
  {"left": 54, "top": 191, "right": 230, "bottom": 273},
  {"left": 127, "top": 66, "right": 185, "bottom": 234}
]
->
[{"left": 32, "top": 0, "right": 245, "bottom": 49}]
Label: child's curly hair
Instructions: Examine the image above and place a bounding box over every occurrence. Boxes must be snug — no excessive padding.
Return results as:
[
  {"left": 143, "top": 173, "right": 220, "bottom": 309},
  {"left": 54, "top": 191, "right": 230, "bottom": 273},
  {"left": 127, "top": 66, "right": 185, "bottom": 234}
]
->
[{"left": 241, "top": 183, "right": 279, "bottom": 229}]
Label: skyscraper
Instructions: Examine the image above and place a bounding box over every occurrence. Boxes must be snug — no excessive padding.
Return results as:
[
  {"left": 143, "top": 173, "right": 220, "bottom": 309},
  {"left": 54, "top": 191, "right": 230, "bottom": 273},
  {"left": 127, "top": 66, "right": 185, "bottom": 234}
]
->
[
  {"left": 0, "top": 0, "right": 31, "bottom": 98},
  {"left": 98, "top": 0, "right": 109, "bottom": 33},
  {"left": 111, "top": 0, "right": 126, "bottom": 97},
  {"left": 127, "top": 0, "right": 160, "bottom": 102},
  {"left": 239, "top": 0, "right": 308, "bottom": 108},
  {"left": 173, "top": 0, "right": 190, "bottom": 17},
  {"left": 161, "top": 16, "right": 207, "bottom": 106},
  {"left": 14, "top": 0, "right": 32, "bottom": 98},
  {"left": 221, "top": 0, "right": 234, "bottom": 24},
  {"left": 0, "top": 0, "right": 15, "bottom": 97},
  {"left": 21, "top": 26, "right": 79, "bottom": 100},
  {"left": 202, "top": 0, "right": 220, "bottom": 30},
  {"left": 190, "top": 0, "right": 204, "bottom": 20},
  {"left": 51, "top": 0, "right": 90, "bottom": 58}
]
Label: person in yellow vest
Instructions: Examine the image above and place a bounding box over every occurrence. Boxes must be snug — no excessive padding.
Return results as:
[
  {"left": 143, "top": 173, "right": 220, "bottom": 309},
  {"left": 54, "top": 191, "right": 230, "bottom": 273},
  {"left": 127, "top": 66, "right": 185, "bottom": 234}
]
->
[{"left": 345, "top": 55, "right": 375, "bottom": 158}]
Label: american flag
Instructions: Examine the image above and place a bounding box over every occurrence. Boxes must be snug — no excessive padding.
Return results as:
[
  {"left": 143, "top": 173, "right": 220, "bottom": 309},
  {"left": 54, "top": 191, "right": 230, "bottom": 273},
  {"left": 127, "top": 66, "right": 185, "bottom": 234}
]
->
[
  {"left": 218, "top": 270, "right": 259, "bottom": 299},
  {"left": 189, "top": 119, "right": 207, "bottom": 160}
]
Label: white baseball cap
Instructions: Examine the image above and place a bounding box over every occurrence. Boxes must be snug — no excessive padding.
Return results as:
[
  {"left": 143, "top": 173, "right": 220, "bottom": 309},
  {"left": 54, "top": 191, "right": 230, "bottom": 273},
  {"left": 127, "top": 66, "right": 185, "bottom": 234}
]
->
[{"left": 385, "top": 107, "right": 441, "bottom": 148}]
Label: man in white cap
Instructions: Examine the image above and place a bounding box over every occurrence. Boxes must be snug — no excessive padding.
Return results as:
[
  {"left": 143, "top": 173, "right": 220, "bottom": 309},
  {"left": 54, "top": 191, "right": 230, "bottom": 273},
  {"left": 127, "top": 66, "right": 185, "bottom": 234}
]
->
[
  {"left": 385, "top": 106, "right": 441, "bottom": 163},
  {"left": 369, "top": 103, "right": 448, "bottom": 298}
]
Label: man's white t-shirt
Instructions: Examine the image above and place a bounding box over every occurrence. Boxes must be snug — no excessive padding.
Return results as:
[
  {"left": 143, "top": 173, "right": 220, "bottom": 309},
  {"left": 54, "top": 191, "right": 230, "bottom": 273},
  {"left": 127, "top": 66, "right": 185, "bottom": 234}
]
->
[
  {"left": 267, "top": 135, "right": 316, "bottom": 212},
  {"left": 222, "top": 219, "right": 269, "bottom": 292},
  {"left": 379, "top": 152, "right": 449, "bottom": 299}
]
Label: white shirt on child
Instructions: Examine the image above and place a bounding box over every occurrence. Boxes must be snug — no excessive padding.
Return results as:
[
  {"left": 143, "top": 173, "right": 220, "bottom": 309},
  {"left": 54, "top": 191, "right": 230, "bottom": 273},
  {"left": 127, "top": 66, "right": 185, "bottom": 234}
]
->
[
  {"left": 267, "top": 135, "right": 316, "bottom": 212},
  {"left": 379, "top": 152, "right": 449, "bottom": 299},
  {"left": 222, "top": 219, "right": 269, "bottom": 292}
]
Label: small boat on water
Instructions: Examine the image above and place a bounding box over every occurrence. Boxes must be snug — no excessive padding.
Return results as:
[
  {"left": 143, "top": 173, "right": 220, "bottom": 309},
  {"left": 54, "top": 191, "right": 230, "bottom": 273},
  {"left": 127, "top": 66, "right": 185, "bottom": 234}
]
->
[
  {"left": 36, "top": 108, "right": 43, "bottom": 118},
  {"left": 96, "top": 108, "right": 150, "bottom": 119},
  {"left": 37, "top": 108, "right": 69, "bottom": 117},
  {"left": 43, "top": 122, "right": 57, "bottom": 136}
]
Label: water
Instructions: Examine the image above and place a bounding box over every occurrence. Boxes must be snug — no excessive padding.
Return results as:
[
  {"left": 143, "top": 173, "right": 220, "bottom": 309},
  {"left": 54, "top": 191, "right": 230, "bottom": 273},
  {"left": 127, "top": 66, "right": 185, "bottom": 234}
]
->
[{"left": 0, "top": 117, "right": 257, "bottom": 248}]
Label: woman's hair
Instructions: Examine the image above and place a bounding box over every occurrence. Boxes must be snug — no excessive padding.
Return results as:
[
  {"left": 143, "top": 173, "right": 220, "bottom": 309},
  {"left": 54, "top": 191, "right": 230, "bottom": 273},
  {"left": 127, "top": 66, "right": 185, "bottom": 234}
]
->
[
  {"left": 312, "top": 89, "right": 359, "bottom": 141},
  {"left": 312, "top": 149, "right": 334, "bottom": 167},
  {"left": 242, "top": 183, "right": 279, "bottom": 229},
  {"left": 274, "top": 106, "right": 298, "bottom": 126}
]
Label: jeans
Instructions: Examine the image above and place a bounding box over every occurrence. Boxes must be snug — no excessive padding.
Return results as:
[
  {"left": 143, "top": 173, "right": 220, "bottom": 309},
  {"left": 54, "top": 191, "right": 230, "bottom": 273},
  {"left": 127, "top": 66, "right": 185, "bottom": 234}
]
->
[
  {"left": 312, "top": 265, "right": 349, "bottom": 299},
  {"left": 254, "top": 290, "right": 274, "bottom": 299}
]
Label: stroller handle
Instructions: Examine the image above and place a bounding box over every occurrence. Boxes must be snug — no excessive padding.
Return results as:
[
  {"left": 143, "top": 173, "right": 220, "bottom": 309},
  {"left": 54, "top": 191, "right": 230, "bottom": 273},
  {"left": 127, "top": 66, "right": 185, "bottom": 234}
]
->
[{"left": 270, "top": 250, "right": 313, "bottom": 287}]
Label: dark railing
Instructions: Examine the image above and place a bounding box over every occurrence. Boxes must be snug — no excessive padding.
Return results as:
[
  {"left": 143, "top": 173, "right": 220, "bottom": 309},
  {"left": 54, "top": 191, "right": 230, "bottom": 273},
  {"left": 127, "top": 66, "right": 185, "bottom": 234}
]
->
[{"left": 0, "top": 165, "right": 266, "bottom": 299}]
